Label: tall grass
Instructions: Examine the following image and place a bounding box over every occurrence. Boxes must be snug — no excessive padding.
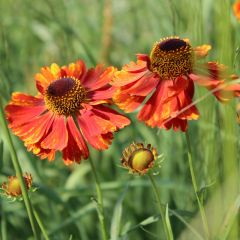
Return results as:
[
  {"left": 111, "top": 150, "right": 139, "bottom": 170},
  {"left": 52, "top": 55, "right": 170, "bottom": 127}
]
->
[{"left": 0, "top": 0, "right": 239, "bottom": 239}]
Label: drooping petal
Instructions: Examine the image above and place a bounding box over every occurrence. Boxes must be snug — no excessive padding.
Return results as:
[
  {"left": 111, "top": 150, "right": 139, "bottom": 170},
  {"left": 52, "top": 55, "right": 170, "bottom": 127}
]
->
[
  {"left": 137, "top": 81, "right": 168, "bottom": 122},
  {"left": 62, "top": 117, "right": 89, "bottom": 165},
  {"left": 78, "top": 106, "right": 130, "bottom": 150},
  {"left": 112, "top": 66, "right": 148, "bottom": 87},
  {"left": 14, "top": 112, "right": 54, "bottom": 145},
  {"left": 191, "top": 62, "right": 240, "bottom": 102},
  {"left": 78, "top": 115, "right": 111, "bottom": 150},
  {"left": 113, "top": 89, "right": 145, "bottom": 113},
  {"left": 138, "top": 78, "right": 199, "bottom": 131},
  {"left": 163, "top": 119, "right": 188, "bottom": 132},
  {"left": 112, "top": 56, "right": 158, "bottom": 112},
  {"left": 87, "top": 86, "right": 116, "bottom": 104},
  {"left": 10, "top": 92, "right": 44, "bottom": 106},
  {"left": 91, "top": 105, "right": 131, "bottom": 129},
  {"left": 26, "top": 141, "right": 56, "bottom": 161},
  {"left": 122, "top": 72, "right": 158, "bottom": 96},
  {"left": 5, "top": 93, "right": 46, "bottom": 127},
  {"left": 41, "top": 115, "right": 68, "bottom": 151},
  {"left": 172, "top": 80, "right": 199, "bottom": 120}
]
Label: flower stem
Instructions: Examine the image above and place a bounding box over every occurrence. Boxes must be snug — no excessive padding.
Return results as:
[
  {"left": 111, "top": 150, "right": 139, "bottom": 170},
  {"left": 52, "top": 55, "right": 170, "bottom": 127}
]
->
[
  {"left": 148, "top": 174, "right": 172, "bottom": 240},
  {"left": 1, "top": 200, "right": 7, "bottom": 240},
  {"left": 33, "top": 208, "right": 49, "bottom": 240},
  {"left": 185, "top": 130, "right": 209, "bottom": 239},
  {"left": 89, "top": 157, "right": 108, "bottom": 240},
  {"left": 0, "top": 97, "right": 40, "bottom": 240}
]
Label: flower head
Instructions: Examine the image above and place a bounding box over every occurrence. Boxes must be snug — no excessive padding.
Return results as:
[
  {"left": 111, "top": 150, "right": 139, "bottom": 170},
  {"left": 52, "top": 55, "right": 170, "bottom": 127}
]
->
[
  {"left": 5, "top": 60, "right": 130, "bottom": 165},
  {"left": 2, "top": 173, "right": 32, "bottom": 197},
  {"left": 150, "top": 38, "right": 193, "bottom": 79},
  {"left": 233, "top": 0, "right": 240, "bottom": 21},
  {"left": 121, "top": 142, "right": 158, "bottom": 175},
  {"left": 112, "top": 37, "right": 240, "bottom": 131}
]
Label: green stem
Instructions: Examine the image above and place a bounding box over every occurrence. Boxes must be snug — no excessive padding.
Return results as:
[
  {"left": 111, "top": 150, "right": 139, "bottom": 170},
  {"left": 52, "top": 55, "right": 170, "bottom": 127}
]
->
[
  {"left": 148, "top": 174, "right": 171, "bottom": 240},
  {"left": 1, "top": 200, "right": 7, "bottom": 240},
  {"left": 185, "top": 130, "right": 209, "bottom": 239},
  {"left": 33, "top": 208, "right": 49, "bottom": 240},
  {"left": 0, "top": 97, "right": 40, "bottom": 240},
  {"left": 89, "top": 157, "right": 108, "bottom": 240}
]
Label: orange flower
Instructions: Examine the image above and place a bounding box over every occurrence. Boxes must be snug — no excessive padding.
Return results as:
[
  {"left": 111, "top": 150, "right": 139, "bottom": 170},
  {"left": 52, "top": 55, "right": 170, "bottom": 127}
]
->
[
  {"left": 5, "top": 60, "right": 130, "bottom": 165},
  {"left": 112, "top": 37, "right": 240, "bottom": 131},
  {"left": 233, "top": 0, "right": 240, "bottom": 21},
  {"left": 2, "top": 173, "right": 32, "bottom": 197}
]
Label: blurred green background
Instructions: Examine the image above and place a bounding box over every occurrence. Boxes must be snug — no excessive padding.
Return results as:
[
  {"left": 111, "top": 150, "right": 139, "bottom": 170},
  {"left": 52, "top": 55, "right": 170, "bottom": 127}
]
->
[{"left": 0, "top": 0, "right": 240, "bottom": 239}]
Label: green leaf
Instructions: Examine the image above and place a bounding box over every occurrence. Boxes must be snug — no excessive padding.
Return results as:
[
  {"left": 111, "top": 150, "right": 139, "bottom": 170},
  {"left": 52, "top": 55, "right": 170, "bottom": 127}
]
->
[
  {"left": 110, "top": 185, "right": 129, "bottom": 240},
  {"left": 165, "top": 204, "right": 174, "bottom": 240},
  {"left": 217, "top": 195, "right": 240, "bottom": 240}
]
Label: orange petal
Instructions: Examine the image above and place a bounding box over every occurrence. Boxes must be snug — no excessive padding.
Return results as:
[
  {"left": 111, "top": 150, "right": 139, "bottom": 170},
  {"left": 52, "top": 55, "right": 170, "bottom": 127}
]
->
[
  {"left": 89, "top": 66, "right": 116, "bottom": 91},
  {"left": 233, "top": 1, "right": 240, "bottom": 21},
  {"left": 78, "top": 106, "right": 129, "bottom": 150},
  {"left": 113, "top": 89, "right": 145, "bottom": 113},
  {"left": 50, "top": 63, "right": 61, "bottom": 77},
  {"left": 62, "top": 117, "right": 89, "bottom": 164},
  {"left": 123, "top": 72, "right": 158, "bottom": 96},
  {"left": 194, "top": 45, "right": 212, "bottom": 58},
  {"left": 41, "top": 116, "right": 68, "bottom": 150},
  {"left": 138, "top": 79, "right": 199, "bottom": 131},
  {"left": 5, "top": 93, "right": 45, "bottom": 127},
  {"left": 112, "top": 67, "right": 148, "bottom": 87},
  {"left": 122, "top": 59, "right": 148, "bottom": 73},
  {"left": 35, "top": 66, "right": 57, "bottom": 94},
  {"left": 81, "top": 64, "right": 105, "bottom": 88},
  {"left": 92, "top": 105, "right": 131, "bottom": 130}
]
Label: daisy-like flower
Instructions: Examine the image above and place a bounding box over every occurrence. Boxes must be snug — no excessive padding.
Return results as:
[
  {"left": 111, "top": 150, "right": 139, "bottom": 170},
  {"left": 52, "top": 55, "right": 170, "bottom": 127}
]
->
[
  {"left": 2, "top": 173, "right": 32, "bottom": 197},
  {"left": 233, "top": 0, "right": 240, "bottom": 21},
  {"left": 5, "top": 60, "right": 130, "bottom": 165},
  {"left": 112, "top": 37, "right": 240, "bottom": 131},
  {"left": 121, "top": 142, "right": 158, "bottom": 175}
]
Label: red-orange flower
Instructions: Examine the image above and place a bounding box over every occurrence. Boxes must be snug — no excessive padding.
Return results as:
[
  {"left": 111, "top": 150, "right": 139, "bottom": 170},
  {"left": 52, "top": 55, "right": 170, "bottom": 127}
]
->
[
  {"left": 5, "top": 60, "right": 130, "bottom": 164},
  {"left": 2, "top": 173, "right": 32, "bottom": 197},
  {"left": 233, "top": 0, "right": 240, "bottom": 21},
  {"left": 112, "top": 37, "right": 240, "bottom": 131}
]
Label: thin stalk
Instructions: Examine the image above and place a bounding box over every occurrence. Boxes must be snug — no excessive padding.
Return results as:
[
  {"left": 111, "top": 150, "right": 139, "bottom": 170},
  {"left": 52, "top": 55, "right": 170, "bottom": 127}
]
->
[
  {"left": 33, "top": 208, "right": 49, "bottom": 240},
  {"left": 0, "top": 97, "right": 40, "bottom": 240},
  {"left": 71, "top": 114, "right": 108, "bottom": 239},
  {"left": 89, "top": 157, "right": 108, "bottom": 240},
  {"left": 185, "top": 130, "right": 209, "bottom": 239},
  {"left": 1, "top": 200, "right": 7, "bottom": 240},
  {"left": 148, "top": 174, "right": 171, "bottom": 240}
]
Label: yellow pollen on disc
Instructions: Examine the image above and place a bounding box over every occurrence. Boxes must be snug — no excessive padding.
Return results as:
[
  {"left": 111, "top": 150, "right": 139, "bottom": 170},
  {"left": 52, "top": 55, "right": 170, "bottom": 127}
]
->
[
  {"left": 44, "top": 77, "right": 87, "bottom": 116},
  {"left": 150, "top": 37, "right": 194, "bottom": 79}
]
